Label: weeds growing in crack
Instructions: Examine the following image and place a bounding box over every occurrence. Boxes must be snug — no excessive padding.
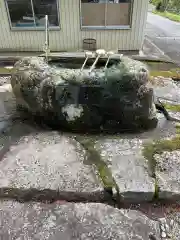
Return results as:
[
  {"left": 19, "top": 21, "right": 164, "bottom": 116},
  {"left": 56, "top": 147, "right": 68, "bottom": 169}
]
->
[
  {"left": 142, "top": 130, "right": 180, "bottom": 204},
  {"left": 74, "top": 135, "right": 120, "bottom": 202},
  {"left": 153, "top": 179, "right": 159, "bottom": 200}
]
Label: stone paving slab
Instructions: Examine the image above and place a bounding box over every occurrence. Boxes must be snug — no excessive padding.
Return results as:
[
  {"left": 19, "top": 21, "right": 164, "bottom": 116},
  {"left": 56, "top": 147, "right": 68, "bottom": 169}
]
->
[
  {"left": 0, "top": 129, "right": 104, "bottom": 202},
  {"left": 152, "top": 77, "right": 180, "bottom": 102},
  {"left": 155, "top": 150, "right": 180, "bottom": 200},
  {"left": 163, "top": 211, "right": 180, "bottom": 239},
  {"left": 0, "top": 201, "right": 161, "bottom": 240},
  {"left": 95, "top": 138, "right": 155, "bottom": 202}
]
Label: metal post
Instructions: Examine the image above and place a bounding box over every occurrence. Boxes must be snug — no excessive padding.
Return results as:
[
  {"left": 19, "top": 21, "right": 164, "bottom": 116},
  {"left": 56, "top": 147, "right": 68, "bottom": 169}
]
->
[
  {"left": 44, "top": 15, "right": 50, "bottom": 63},
  {"left": 105, "top": 0, "right": 107, "bottom": 28},
  {"left": 45, "top": 15, "right": 49, "bottom": 48},
  {"left": 30, "top": 0, "right": 36, "bottom": 27}
]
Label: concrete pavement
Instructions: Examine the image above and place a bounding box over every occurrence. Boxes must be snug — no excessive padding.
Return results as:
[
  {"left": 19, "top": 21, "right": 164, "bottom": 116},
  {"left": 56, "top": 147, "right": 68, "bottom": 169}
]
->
[{"left": 145, "top": 12, "right": 180, "bottom": 64}]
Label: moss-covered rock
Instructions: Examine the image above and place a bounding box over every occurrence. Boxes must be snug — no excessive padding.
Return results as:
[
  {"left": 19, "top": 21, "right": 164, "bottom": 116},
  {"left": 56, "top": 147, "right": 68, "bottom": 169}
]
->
[{"left": 11, "top": 56, "right": 158, "bottom": 132}]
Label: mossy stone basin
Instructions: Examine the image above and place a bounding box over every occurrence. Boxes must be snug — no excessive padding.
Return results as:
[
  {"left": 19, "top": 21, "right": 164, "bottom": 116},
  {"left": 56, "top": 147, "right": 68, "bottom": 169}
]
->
[{"left": 11, "top": 56, "right": 158, "bottom": 133}]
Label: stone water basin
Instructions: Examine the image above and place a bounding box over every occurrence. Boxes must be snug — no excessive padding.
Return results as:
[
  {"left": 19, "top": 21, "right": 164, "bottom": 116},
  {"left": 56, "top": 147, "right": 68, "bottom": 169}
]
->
[{"left": 10, "top": 56, "right": 160, "bottom": 133}]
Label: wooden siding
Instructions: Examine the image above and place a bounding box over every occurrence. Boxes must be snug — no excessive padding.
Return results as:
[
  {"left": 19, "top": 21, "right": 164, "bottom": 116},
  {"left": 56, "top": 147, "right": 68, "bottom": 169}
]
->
[{"left": 0, "top": 0, "right": 149, "bottom": 52}]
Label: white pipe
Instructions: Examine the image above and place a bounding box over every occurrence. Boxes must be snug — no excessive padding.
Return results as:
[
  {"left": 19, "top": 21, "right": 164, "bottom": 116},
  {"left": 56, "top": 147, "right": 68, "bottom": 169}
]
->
[
  {"left": 81, "top": 51, "right": 93, "bottom": 71},
  {"left": 104, "top": 57, "right": 110, "bottom": 69},
  {"left": 81, "top": 57, "right": 89, "bottom": 71},
  {"left": 89, "top": 56, "right": 100, "bottom": 73},
  {"left": 104, "top": 51, "right": 114, "bottom": 70},
  {"left": 89, "top": 49, "right": 106, "bottom": 73}
]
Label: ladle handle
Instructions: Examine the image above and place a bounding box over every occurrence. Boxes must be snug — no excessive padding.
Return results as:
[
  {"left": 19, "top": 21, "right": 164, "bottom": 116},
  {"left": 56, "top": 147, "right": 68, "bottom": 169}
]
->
[
  {"left": 89, "top": 56, "right": 100, "bottom": 72},
  {"left": 81, "top": 57, "right": 88, "bottom": 71},
  {"left": 104, "top": 57, "right": 110, "bottom": 70}
]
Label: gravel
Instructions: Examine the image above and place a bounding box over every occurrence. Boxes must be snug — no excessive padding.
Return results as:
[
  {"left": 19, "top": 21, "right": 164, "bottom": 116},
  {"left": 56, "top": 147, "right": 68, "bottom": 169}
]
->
[{"left": 0, "top": 76, "right": 11, "bottom": 86}]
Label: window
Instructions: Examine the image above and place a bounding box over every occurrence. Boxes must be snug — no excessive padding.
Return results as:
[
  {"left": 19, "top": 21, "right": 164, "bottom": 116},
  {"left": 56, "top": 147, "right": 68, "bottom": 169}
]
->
[
  {"left": 80, "top": 0, "right": 133, "bottom": 29},
  {"left": 5, "top": 0, "right": 60, "bottom": 30}
]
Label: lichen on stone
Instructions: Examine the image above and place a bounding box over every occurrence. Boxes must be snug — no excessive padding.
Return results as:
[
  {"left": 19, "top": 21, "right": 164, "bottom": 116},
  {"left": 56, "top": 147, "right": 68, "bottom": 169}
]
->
[
  {"left": 11, "top": 55, "right": 158, "bottom": 132},
  {"left": 62, "top": 104, "right": 84, "bottom": 122}
]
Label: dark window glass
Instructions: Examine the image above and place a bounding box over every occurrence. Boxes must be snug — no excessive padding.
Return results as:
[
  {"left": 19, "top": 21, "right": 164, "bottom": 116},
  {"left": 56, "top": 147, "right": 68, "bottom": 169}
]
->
[{"left": 6, "top": 0, "right": 59, "bottom": 28}]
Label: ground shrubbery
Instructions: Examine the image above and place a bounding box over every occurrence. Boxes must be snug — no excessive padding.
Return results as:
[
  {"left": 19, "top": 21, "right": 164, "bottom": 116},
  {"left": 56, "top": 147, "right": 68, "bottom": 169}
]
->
[
  {"left": 150, "top": 0, "right": 180, "bottom": 13},
  {"left": 150, "top": 0, "right": 161, "bottom": 7},
  {"left": 150, "top": 0, "right": 180, "bottom": 21}
]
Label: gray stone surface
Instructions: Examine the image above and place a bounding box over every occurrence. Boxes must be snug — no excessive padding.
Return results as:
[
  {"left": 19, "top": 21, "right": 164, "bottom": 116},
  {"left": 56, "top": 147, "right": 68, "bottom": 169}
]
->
[
  {"left": 0, "top": 130, "right": 104, "bottom": 202},
  {"left": 11, "top": 56, "right": 158, "bottom": 132},
  {"left": 0, "top": 83, "right": 16, "bottom": 133},
  {"left": 156, "top": 210, "right": 180, "bottom": 240},
  {"left": 155, "top": 150, "right": 180, "bottom": 200},
  {"left": 95, "top": 138, "right": 155, "bottom": 202},
  {"left": 152, "top": 77, "right": 180, "bottom": 102},
  {"left": 165, "top": 212, "right": 180, "bottom": 239},
  {"left": 0, "top": 201, "right": 161, "bottom": 240},
  {"left": 149, "top": 77, "right": 180, "bottom": 200}
]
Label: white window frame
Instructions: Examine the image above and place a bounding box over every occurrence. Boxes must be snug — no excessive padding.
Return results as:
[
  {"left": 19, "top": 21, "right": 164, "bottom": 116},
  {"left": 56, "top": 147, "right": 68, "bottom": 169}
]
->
[
  {"left": 79, "top": 0, "right": 134, "bottom": 30},
  {"left": 5, "top": 0, "right": 60, "bottom": 31}
]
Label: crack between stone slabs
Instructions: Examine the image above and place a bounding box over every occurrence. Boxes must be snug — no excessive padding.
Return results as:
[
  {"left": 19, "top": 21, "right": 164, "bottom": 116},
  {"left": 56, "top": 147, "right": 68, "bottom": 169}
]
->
[
  {"left": 142, "top": 133, "right": 180, "bottom": 202},
  {"left": 142, "top": 142, "right": 161, "bottom": 201},
  {"left": 0, "top": 187, "right": 116, "bottom": 205},
  {"left": 73, "top": 135, "right": 121, "bottom": 205}
]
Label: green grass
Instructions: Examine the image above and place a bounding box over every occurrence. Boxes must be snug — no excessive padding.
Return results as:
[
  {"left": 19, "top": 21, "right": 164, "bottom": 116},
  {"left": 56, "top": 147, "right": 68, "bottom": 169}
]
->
[
  {"left": 0, "top": 67, "right": 13, "bottom": 75},
  {"left": 150, "top": 70, "right": 180, "bottom": 78},
  {"left": 163, "top": 103, "right": 180, "bottom": 112},
  {"left": 153, "top": 10, "right": 180, "bottom": 22}
]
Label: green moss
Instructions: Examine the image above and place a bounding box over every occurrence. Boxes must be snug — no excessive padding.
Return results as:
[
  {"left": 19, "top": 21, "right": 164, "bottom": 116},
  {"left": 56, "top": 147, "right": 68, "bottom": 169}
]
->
[
  {"left": 175, "top": 124, "right": 180, "bottom": 135},
  {"left": 175, "top": 123, "right": 180, "bottom": 129},
  {"left": 142, "top": 60, "right": 178, "bottom": 71},
  {"left": 142, "top": 135, "right": 180, "bottom": 177},
  {"left": 163, "top": 103, "right": 180, "bottom": 112},
  {"left": 135, "top": 59, "right": 180, "bottom": 79},
  {"left": 150, "top": 70, "right": 180, "bottom": 78},
  {"left": 74, "top": 135, "right": 118, "bottom": 193},
  {"left": 154, "top": 178, "right": 159, "bottom": 200},
  {"left": 0, "top": 67, "right": 13, "bottom": 75}
]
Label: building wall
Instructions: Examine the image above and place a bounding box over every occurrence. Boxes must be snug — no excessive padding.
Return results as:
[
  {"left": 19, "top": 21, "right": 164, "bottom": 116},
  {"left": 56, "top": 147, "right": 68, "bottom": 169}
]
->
[{"left": 0, "top": 0, "right": 149, "bottom": 52}]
